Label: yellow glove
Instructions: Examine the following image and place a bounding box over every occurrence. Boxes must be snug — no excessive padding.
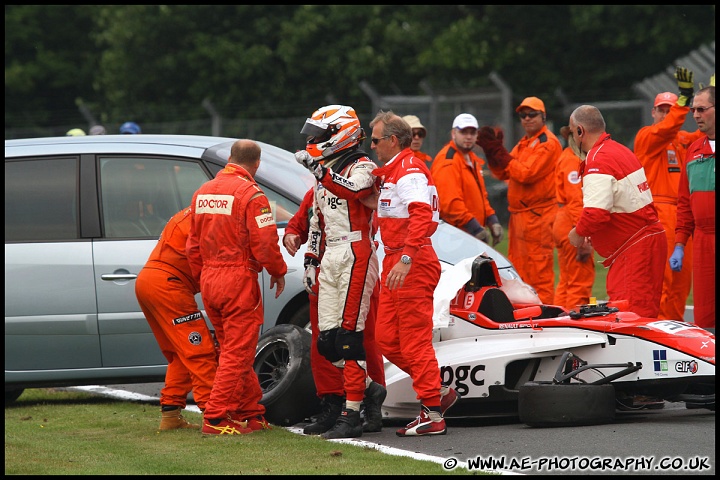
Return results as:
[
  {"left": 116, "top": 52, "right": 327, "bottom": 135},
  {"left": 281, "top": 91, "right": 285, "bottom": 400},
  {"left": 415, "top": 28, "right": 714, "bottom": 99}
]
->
[{"left": 675, "top": 66, "right": 694, "bottom": 107}]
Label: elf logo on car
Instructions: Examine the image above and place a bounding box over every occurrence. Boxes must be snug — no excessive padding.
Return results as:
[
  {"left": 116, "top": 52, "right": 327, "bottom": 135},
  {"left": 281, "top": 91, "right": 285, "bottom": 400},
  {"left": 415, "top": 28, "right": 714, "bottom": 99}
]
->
[
  {"left": 463, "top": 292, "right": 475, "bottom": 309},
  {"left": 675, "top": 360, "right": 698, "bottom": 374},
  {"left": 440, "top": 364, "right": 484, "bottom": 396}
]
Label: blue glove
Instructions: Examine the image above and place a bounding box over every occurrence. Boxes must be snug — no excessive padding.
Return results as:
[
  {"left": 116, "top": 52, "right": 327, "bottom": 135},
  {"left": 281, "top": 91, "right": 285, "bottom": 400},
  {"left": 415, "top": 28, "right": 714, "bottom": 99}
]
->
[{"left": 669, "top": 245, "right": 684, "bottom": 272}]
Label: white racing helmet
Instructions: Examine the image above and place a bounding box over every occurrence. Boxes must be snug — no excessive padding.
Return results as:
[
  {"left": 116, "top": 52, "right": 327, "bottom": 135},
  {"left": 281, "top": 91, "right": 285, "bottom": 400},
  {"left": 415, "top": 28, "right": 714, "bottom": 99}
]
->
[{"left": 300, "top": 105, "right": 365, "bottom": 160}]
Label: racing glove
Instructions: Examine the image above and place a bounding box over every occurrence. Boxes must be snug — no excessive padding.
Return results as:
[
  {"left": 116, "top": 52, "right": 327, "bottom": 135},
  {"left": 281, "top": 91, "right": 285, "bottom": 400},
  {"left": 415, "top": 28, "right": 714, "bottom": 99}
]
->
[
  {"left": 474, "top": 228, "right": 489, "bottom": 242},
  {"left": 490, "top": 223, "right": 503, "bottom": 246},
  {"left": 303, "top": 256, "right": 320, "bottom": 294},
  {"left": 675, "top": 66, "right": 694, "bottom": 107},
  {"left": 669, "top": 245, "right": 684, "bottom": 272},
  {"left": 294, "top": 150, "right": 326, "bottom": 179},
  {"left": 476, "top": 126, "right": 512, "bottom": 169},
  {"left": 486, "top": 214, "right": 503, "bottom": 246}
]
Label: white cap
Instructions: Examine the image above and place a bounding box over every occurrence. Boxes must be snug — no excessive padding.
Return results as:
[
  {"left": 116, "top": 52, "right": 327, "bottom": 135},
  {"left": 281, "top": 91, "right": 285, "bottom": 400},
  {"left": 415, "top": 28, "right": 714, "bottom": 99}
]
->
[{"left": 452, "top": 113, "right": 479, "bottom": 130}]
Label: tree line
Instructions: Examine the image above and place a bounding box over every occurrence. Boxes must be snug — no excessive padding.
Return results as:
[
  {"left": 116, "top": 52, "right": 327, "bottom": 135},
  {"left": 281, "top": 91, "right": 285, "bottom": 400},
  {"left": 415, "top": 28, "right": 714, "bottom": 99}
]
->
[{"left": 5, "top": 5, "right": 715, "bottom": 134}]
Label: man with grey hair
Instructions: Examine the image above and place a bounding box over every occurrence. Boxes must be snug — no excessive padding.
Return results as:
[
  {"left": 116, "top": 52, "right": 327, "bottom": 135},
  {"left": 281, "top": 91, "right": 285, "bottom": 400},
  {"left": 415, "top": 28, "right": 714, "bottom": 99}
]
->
[
  {"left": 567, "top": 105, "right": 666, "bottom": 318},
  {"left": 368, "top": 110, "right": 458, "bottom": 437}
]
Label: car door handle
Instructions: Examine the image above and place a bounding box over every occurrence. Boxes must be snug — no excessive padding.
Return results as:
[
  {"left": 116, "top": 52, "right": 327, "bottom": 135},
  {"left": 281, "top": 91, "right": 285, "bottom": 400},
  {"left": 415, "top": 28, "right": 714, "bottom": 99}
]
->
[{"left": 101, "top": 273, "right": 138, "bottom": 281}]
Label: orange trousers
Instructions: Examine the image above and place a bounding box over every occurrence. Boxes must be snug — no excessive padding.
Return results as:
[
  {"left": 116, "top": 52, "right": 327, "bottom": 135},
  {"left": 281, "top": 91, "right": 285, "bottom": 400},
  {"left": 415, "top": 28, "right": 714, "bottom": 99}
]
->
[
  {"left": 135, "top": 267, "right": 217, "bottom": 411},
  {"left": 552, "top": 207, "right": 595, "bottom": 311},
  {"left": 508, "top": 205, "right": 557, "bottom": 304},
  {"left": 655, "top": 202, "right": 693, "bottom": 321}
]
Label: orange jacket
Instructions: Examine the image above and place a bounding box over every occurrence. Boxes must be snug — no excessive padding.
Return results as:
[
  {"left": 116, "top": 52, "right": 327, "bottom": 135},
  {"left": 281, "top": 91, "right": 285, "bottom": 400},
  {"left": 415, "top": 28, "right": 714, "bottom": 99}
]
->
[
  {"left": 633, "top": 103, "right": 703, "bottom": 205},
  {"left": 431, "top": 140, "right": 497, "bottom": 234},
  {"left": 143, "top": 206, "right": 199, "bottom": 294},
  {"left": 412, "top": 149, "right": 434, "bottom": 172},
  {"left": 487, "top": 125, "right": 560, "bottom": 212},
  {"left": 554, "top": 147, "right": 584, "bottom": 223}
]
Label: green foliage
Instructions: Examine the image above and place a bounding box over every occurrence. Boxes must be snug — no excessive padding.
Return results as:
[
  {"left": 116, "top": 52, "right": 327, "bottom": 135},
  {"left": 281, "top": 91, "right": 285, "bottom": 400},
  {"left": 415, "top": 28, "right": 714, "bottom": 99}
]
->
[
  {"left": 4, "top": 5, "right": 715, "bottom": 131},
  {"left": 5, "top": 388, "right": 478, "bottom": 475}
]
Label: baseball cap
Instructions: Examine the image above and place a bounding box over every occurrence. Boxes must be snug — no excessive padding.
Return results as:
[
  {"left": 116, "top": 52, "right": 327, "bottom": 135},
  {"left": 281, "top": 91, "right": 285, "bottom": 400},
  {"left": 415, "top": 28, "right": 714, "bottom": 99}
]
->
[
  {"left": 89, "top": 125, "right": 106, "bottom": 135},
  {"left": 119, "top": 121, "right": 142, "bottom": 134},
  {"left": 654, "top": 92, "right": 678, "bottom": 107},
  {"left": 515, "top": 97, "right": 546, "bottom": 114},
  {"left": 452, "top": 113, "right": 479, "bottom": 130},
  {"left": 66, "top": 128, "right": 86, "bottom": 136},
  {"left": 402, "top": 115, "right": 426, "bottom": 132}
]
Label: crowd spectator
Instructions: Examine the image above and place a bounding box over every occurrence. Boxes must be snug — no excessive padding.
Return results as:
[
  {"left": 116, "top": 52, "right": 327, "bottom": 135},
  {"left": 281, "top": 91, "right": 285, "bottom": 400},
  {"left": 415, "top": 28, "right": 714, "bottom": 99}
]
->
[
  {"left": 368, "top": 110, "right": 457, "bottom": 437},
  {"left": 402, "top": 115, "right": 433, "bottom": 170},
  {"left": 568, "top": 105, "right": 666, "bottom": 318},
  {"left": 89, "top": 125, "right": 107, "bottom": 135},
  {"left": 187, "top": 139, "right": 286, "bottom": 435},
  {"left": 476, "top": 97, "right": 561, "bottom": 304},
  {"left": 294, "top": 105, "right": 384, "bottom": 439},
  {"left": 671, "top": 85, "right": 715, "bottom": 329},
  {"left": 632, "top": 67, "right": 703, "bottom": 321},
  {"left": 431, "top": 113, "right": 503, "bottom": 245},
  {"left": 135, "top": 206, "right": 218, "bottom": 431},
  {"left": 552, "top": 126, "right": 595, "bottom": 311},
  {"left": 120, "top": 121, "right": 142, "bottom": 134},
  {"left": 283, "top": 187, "right": 386, "bottom": 435}
]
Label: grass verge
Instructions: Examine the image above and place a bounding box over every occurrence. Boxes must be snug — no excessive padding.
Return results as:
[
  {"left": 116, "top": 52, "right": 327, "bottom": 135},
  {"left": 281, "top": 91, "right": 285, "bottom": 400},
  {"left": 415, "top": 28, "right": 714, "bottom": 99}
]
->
[{"left": 5, "top": 388, "right": 486, "bottom": 475}]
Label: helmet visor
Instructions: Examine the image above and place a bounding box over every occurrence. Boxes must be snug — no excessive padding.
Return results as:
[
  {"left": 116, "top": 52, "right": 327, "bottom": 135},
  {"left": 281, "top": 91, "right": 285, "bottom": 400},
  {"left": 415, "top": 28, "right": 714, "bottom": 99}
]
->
[{"left": 300, "top": 118, "right": 328, "bottom": 139}]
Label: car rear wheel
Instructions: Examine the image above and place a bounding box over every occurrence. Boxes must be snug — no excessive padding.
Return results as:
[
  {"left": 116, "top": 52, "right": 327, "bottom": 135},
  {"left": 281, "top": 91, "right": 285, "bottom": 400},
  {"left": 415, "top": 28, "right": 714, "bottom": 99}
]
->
[
  {"left": 518, "top": 381, "right": 616, "bottom": 427},
  {"left": 254, "top": 324, "right": 319, "bottom": 426}
]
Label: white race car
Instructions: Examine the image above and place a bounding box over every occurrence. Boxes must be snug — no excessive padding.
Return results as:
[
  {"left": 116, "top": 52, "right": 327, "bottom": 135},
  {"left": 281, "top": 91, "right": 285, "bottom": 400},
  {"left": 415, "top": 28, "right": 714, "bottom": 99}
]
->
[{"left": 255, "top": 254, "right": 715, "bottom": 427}]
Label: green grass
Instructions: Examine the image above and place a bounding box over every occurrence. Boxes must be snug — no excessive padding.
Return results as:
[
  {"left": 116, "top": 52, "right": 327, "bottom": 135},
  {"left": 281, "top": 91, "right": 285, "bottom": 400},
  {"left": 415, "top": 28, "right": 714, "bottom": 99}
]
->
[{"left": 5, "top": 389, "right": 488, "bottom": 476}]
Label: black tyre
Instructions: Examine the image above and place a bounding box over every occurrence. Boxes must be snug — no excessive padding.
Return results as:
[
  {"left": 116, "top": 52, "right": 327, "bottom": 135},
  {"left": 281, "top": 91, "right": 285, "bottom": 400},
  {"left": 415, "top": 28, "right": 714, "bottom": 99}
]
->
[
  {"left": 287, "top": 302, "right": 311, "bottom": 332},
  {"left": 518, "top": 381, "right": 616, "bottom": 427},
  {"left": 254, "top": 324, "right": 319, "bottom": 426},
  {"left": 5, "top": 388, "right": 24, "bottom": 403}
]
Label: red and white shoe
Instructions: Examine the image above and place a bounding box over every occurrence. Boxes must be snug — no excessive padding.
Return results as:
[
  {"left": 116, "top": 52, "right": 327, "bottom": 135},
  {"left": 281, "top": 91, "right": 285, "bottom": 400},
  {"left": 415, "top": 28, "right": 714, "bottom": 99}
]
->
[
  {"left": 440, "top": 385, "right": 459, "bottom": 416},
  {"left": 396, "top": 406, "right": 447, "bottom": 437}
]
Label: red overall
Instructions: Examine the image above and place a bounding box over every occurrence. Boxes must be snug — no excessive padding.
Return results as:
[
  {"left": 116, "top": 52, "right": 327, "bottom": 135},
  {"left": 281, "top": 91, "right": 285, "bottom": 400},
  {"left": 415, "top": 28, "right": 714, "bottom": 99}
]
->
[{"left": 186, "top": 163, "right": 287, "bottom": 421}]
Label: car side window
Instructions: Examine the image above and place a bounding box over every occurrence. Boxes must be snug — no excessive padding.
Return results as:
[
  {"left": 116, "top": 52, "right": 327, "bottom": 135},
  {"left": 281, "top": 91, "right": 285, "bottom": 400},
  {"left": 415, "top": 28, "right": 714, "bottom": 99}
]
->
[
  {"left": 99, "top": 156, "right": 210, "bottom": 238},
  {"left": 5, "top": 157, "right": 79, "bottom": 242}
]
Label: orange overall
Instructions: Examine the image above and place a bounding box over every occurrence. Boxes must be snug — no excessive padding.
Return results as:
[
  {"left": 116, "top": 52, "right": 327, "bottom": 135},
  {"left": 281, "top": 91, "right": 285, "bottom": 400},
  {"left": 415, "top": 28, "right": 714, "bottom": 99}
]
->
[
  {"left": 633, "top": 104, "right": 702, "bottom": 320},
  {"left": 135, "top": 207, "right": 217, "bottom": 411},
  {"left": 552, "top": 147, "right": 595, "bottom": 310},
  {"left": 487, "top": 125, "right": 561, "bottom": 304}
]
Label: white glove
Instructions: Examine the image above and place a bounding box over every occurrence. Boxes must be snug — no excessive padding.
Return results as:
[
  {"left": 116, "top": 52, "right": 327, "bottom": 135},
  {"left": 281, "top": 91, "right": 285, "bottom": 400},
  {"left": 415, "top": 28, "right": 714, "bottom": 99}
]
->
[
  {"left": 294, "top": 150, "right": 325, "bottom": 179},
  {"left": 303, "top": 265, "right": 317, "bottom": 294},
  {"left": 490, "top": 223, "right": 503, "bottom": 246}
]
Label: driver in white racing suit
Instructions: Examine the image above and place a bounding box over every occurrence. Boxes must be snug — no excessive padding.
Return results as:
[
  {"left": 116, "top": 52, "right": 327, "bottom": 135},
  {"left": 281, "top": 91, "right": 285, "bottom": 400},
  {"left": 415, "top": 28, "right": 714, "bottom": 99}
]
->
[{"left": 295, "top": 105, "right": 384, "bottom": 439}]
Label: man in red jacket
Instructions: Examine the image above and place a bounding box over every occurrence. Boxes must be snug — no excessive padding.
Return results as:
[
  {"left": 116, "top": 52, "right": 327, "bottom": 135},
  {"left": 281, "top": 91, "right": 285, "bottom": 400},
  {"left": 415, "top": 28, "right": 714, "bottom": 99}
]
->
[
  {"left": 670, "top": 85, "right": 716, "bottom": 329},
  {"left": 633, "top": 66, "right": 703, "bottom": 321},
  {"left": 568, "top": 106, "right": 666, "bottom": 318},
  {"left": 187, "top": 139, "right": 287, "bottom": 435}
]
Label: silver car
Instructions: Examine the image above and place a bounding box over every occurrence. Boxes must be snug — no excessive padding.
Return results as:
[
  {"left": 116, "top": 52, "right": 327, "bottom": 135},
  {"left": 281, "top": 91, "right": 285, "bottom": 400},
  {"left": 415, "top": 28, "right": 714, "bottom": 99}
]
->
[{"left": 5, "top": 134, "right": 519, "bottom": 404}]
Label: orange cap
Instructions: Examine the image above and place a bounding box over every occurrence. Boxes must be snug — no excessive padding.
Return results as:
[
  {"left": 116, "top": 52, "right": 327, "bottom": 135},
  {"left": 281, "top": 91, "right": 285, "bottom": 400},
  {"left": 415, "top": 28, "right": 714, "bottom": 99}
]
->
[
  {"left": 654, "top": 92, "right": 678, "bottom": 107},
  {"left": 515, "top": 96, "right": 546, "bottom": 114}
]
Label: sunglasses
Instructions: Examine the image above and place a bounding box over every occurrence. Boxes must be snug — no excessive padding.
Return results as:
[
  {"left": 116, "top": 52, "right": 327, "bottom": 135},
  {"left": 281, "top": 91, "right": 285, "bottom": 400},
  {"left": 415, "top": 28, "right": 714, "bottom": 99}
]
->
[
  {"left": 518, "top": 111, "right": 541, "bottom": 120},
  {"left": 412, "top": 130, "right": 426, "bottom": 139},
  {"left": 690, "top": 105, "right": 715, "bottom": 114},
  {"left": 371, "top": 135, "right": 390, "bottom": 145}
]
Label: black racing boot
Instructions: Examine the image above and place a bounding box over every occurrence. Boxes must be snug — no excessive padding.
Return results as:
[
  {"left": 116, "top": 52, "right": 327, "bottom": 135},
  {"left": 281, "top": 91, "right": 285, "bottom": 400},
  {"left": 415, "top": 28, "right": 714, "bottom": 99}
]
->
[
  {"left": 321, "top": 409, "right": 363, "bottom": 439},
  {"left": 303, "top": 394, "right": 344, "bottom": 435},
  {"left": 362, "top": 381, "right": 387, "bottom": 433}
]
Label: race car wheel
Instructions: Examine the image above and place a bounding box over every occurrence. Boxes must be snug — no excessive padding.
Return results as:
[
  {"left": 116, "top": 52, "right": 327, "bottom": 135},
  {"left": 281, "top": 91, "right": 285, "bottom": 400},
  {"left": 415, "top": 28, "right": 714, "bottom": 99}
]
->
[
  {"left": 518, "top": 381, "right": 616, "bottom": 427},
  {"left": 254, "top": 324, "right": 320, "bottom": 426}
]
